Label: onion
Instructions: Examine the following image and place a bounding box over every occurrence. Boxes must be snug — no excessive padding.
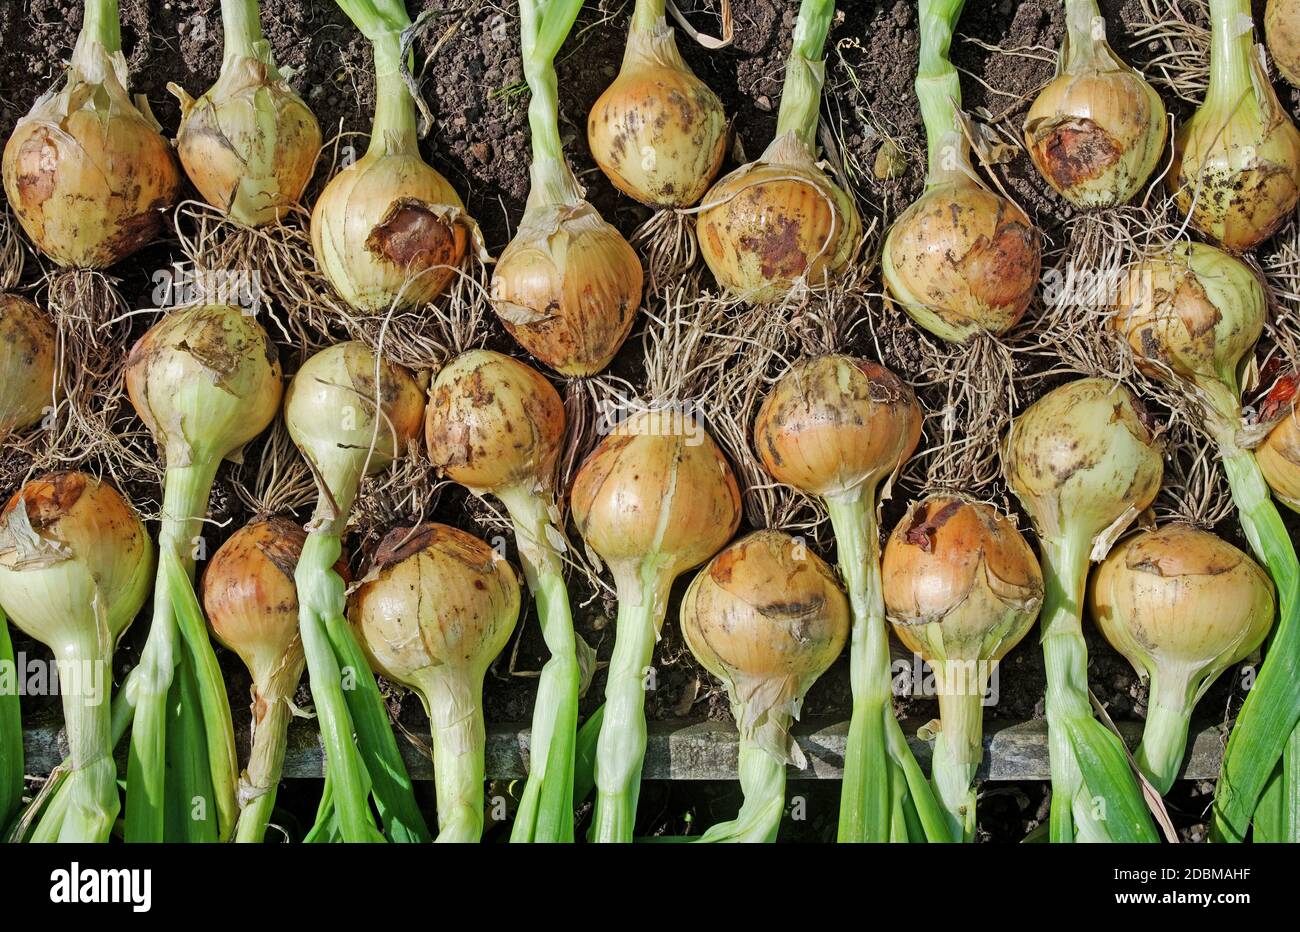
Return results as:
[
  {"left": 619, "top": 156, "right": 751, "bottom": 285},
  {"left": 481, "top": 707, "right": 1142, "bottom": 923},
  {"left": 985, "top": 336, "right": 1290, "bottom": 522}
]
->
[
  {"left": 0, "top": 472, "right": 153, "bottom": 841},
  {"left": 572, "top": 409, "right": 742, "bottom": 841},
  {"left": 170, "top": 0, "right": 322, "bottom": 227},
  {"left": 697, "top": 0, "right": 859, "bottom": 303},
  {"left": 351, "top": 523, "right": 520, "bottom": 842},
  {"left": 588, "top": 0, "right": 726, "bottom": 207},
  {"left": 1, "top": 1, "right": 180, "bottom": 268},
  {"left": 1004, "top": 378, "right": 1163, "bottom": 842},
  {"left": 201, "top": 516, "right": 340, "bottom": 842},
  {"left": 1170, "top": 0, "right": 1300, "bottom": 252},
  {"left": 754, "top": 354, "right": 953, "bottom": 842},
  {"left": 1023, "top": 3, "right": 1167, "bottom": 208},
  {"left": 1255, "top": 371, "right": 1300, "bottom": 510},
  {"left": 1089, "top": 524, "right": 1273, "bottom": 793},
  {"left": 312, "top": 5, "right": 473, "bottom": 312},
  {"left": 882, "top": 0, "right": 1040, "bottom": 343},
  {"left": 680, "top": 530, "right": 849, "bottom": 842},
  {"left": 0, "top": 293, "right": 55, "bottom": 437},
  {"left": 882, "top": 494, "right": 1042, "bottom": 841},
  {"left": 1267, "top": 0, "right": 1300, "bottom": 86},
  {"left": 491, "top": 0, "right": 641, "bottom": 376},
  {"left": 123, "top": 302, "right": 283, "bottom": 842}
]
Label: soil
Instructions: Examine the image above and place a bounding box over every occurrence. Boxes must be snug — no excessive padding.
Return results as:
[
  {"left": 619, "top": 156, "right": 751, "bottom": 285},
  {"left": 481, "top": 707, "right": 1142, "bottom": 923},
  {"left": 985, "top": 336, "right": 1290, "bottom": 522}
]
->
[{"left": 3, "top": 0, "right": 1298, "bottom": 843}]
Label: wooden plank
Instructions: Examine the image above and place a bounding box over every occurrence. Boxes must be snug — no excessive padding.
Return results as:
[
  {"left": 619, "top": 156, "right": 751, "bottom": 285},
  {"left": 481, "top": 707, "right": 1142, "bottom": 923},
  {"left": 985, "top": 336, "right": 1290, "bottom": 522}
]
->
[{"left": 21, "top": 710, "right": 1225, "bottom": 782}]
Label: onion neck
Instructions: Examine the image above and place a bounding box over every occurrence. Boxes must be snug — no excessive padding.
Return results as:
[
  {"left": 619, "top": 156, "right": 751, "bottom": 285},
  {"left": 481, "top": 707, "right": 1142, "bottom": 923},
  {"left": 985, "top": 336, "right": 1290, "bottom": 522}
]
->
[
  {"left": 774, "top": 0, "right": 834, "bottom": 150},
  {"left": 50, "top": 629, "right": 118, "bottom": 842},
  {"left": 220, "top": 0, "right": 264, "bottom": 62},
  {"left": 630, "top": 0, "right": 666, "bottom": 33},
  {"left": 234, "top": 687, "right": 293, "bottom": 842},
  {"left": 367, "top": 30, "right": 420, "bottom": 158},
  {"left": 696, "top": 735, "right": 788, "bottom": 842},
  {"left": 916, "top": 0, "right": 971, "bottom": 187},
  {"left": 76, "top": 0, "right": 122, "bottom": 59},
  {"left": 1062, "top": 0, "right": 1105, "bottom": 70},
  {"left": 932, "top": 686, "right": 983, "bottom": 842},
  {"left": 520, "top": 0, "right": 585, "bottom": 210},
  {"left": 1135, "top": 669, "right": 1195, "bottom": 795},
  {"left": 1205, "top": 0, "right": 1255, "bottom": 111}
]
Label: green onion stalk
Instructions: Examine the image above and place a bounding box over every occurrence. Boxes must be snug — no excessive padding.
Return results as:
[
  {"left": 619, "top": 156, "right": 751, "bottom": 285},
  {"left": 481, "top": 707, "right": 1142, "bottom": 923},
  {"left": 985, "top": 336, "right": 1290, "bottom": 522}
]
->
[
  {"left": 572, "top": 410, "right": 742, "bottom": 842},
  {"left": 680, "top": 531, "right": 849, "bottom": 843},
  {"left": 754, "top": 354, "right": 951, "bottom": 843},
  {"left": 0, "top": 474, "right": 153, "bottom": 842},
  {"left": 881, "top": 495, "right": 1043, "bottom": 842},
  {"left": 0, "top": 608, "right": 20, "bottom": 834},
  {"left": 490, "top": 0, "right": 641, "bottom": 378},
  {"left": 122, "top": 304, "right": 283, "bottom": 842},
  {"left": 284, "top": 341, "right": 429, "bottom": 843},
  {"left": 1112, "top": 242, "right": 1300, "bottom": 841},
  {"left": 1170, "top": 0, "right": 1300, "bottom": 252},
  {"left": 351, "top": 524, "right": 520, "bottom": 842},
  {"left": 1003, "top": 378, "right": 1163, "bottom": 843},
  {"left": 425, "top": 350, "right": 581, "bottom": 843},
  {"left": 695, "top": 0, "right": 861, "bottom": 304},
  {"left": 882, "top": 0, "right": 1040, "bottom": 343}
]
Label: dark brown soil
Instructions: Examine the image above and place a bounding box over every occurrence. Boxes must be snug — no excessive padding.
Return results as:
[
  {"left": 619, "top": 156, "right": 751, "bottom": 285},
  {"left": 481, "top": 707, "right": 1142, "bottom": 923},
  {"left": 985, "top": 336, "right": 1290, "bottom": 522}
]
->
[{"left": 3, "top": 0, "right": 1297, "bottom": 843}]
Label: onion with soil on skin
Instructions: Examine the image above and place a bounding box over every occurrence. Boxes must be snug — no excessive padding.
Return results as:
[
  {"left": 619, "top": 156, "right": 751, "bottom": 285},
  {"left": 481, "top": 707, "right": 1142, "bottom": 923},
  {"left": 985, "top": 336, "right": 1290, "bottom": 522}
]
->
[
  {"left": 587, "top": 0, "right": 727, "bottom": 208},
  {"left": 883, "top": 0, "right": 1040, "bottom": 343},
  {"left": 0, "top": 293, "right": 56, "bottom": 437},
  {"left": 679, "top": 530, "right": 849, "bottom": 843},
  {"left": 1170, "top": 0, "right": 1300, "bottom": 252},
  {"left": 1089, "top": 523, "right": 1274, "bottom": 795},
  {"left": 1266, "top": 0, "right": 1300, "bottom": 86},
  {"left": 882, "top": 494, "right": 1042, "bottom": 842},
  {"left": 696, "top": 0, "right": 860, "bottom": 304},
  {"left": 312, "top": 2, "right": 477, "bottom": 313},
  {"left": 350, "top": 522, "right": 520, "bottom": 843},
  {"left": 1, "top": 0, "right": 180, "bottom": 269},
  {"left": 169, "top": 0, "right": 321, "bottom": 227},
  {"left": 1023, "top": 0, "right": 1167, "bottom": 209}
]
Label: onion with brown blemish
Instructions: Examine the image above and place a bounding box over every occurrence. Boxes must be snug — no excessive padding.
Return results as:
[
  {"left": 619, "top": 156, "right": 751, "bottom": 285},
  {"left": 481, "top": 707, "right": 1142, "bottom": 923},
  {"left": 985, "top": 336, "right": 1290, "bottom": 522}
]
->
[
  {"left": 882, "top": 494, "right": 1042, "bottom": 840},
  {"left": 0, "top": 293, "right": 55, "bottom": 437},
  {"left": 1089, "top": 524, "right": 1274, "bottom": 793},
  {"left": 680, "top": 530, "right": 849, "bottom": 842}
]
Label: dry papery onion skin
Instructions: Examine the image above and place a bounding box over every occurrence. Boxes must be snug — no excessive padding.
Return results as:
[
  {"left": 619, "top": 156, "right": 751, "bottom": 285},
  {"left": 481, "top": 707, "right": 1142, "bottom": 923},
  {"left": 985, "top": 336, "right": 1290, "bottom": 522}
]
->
[
  {"left": 1267, "top": 0, "right": 1300, "bottom": 86},
  {"left": 491, "top": 203, "right": 643, "bottom": 377},
  {"left": 587, "top": 18, "right": 728, "bottom": 208},
  {"left": 2, "top": 46, "right": 180, "bottom": 268},
  {"left": 173, "top": 57, "right": 322, "bottom": 228},
  {"left": 697, "top": 134, "right": 861, "bottom": 304},
  {"left": 0, "top": 293, "right": 56, "bottom": 436},
  {"left": 882, "top": 180, "right": 1041, "bottom": 343}
]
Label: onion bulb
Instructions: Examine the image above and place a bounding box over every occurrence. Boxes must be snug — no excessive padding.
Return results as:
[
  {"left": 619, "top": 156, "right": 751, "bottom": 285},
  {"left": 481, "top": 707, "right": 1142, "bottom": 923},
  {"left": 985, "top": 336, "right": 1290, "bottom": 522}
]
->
[
  {"left": 1004, "top": 378, "right": 1163, "bottom": 842},
  {"left": 587, "top": 0, "right": 726, "bottom": 207},
  {"left": 572, "top": 409, "right": 742, "bottom": 842},
  {"left": 1170, "top": 0, "right": 1300, "bottom": 252},
  {"left": 680, "top": 530, "right": 849, "bottom": 842},
  {"left": 1255, "top": 371, "right": 1300, "bottom": 510},
  {"left": 2, "top": 7, "right": 180, "bottom": 268},
  {"left": 1023, "top": 4, "right": 1167, "bottom": 208},
  {"left": 0, "top": 472, "right": 153, "bottom": 842},
  {"left": 882, "top": 494, "right": 1042, "bottom": 840},
  {"left": 170, "top": 3, "right": 322, "bottom": 227},
  {"left": 696, "top": 0, "right": 860, "bottom": 303},
  {"left": 0, "top": 293, "right": 56, "bottom": 436},
  {"left": 1089, "top": 524, "right": 1273, "bottom": 792},
  {"left": 1266, "top": 0, "right": 1300, "bottom": 86},
  {"left": 351, "top": 522, "right": 519, "bottom": 842}
]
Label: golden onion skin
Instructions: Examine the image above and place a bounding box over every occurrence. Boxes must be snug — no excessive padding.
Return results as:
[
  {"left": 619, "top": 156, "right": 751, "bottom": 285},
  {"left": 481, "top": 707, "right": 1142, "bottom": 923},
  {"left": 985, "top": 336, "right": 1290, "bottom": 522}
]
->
[
  {"left": 425, "top": 350, "right": 564, "bottom": 494},
  {"left": 754, "top": 354, "right": 921, "bottom": 499},
  {"left": 311, "top": 152, "right": 470, "bottom": 312},
  {"left": 1003, "top": 379, "right": 1163, "bottom": 545},
  {"left": 1256, "top": 372, "right": 1300, "bottom": 510},
  {"left": 588, "top": 22, "right": 727, "bottom": 207},
  {"left": 1024, "top": 65, "right": 1167, "bottom": 208},
  {"left": 173, "top": 56, "right": 322, "bottom": 227},
  {"left": 491, "top": 204, "right": 642, "bottom": 377},
  {"left": 0, "top": 472, "right": 153, "bottom": 652},
  {"left": 2, "top": 46, "right": 180, "bottom": 268},
  {"left": 681, "top": 530, "right": 849, "bottom": 761},
  {"left": 1267, "top": 0, "right": 1300, "bottom": 86},
  {"left": 883, "top": 495, "right": 1042, "bottom": 667},
  {"left": 571, "top": 410, "right": 742, "bottom": 580},
  {"left": 697, "top": 133, "right": 861, "bottom": 304},
  {"left": 1170, "top": 75, "right": 1300, "bottom": 252},
  {"left": 1111, "top": 242, "right": 1264, "bottom": 393},
  {"left": 125, "top": 304, "right": 283, "bottom": 466},
  {"left": 882, "top": 180, "right": 1042, "bottom": 343},
  {"left": 0, "top": 293, "right": 56, "bottom": 436}
]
